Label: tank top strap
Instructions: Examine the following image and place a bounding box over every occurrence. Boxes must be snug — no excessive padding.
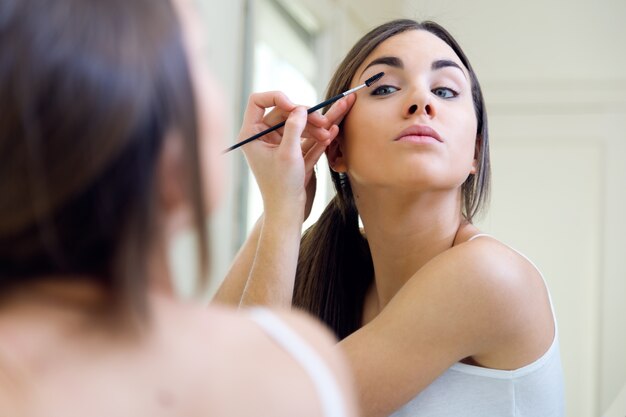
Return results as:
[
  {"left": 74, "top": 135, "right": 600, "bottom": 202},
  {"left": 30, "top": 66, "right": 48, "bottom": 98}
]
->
[
  {"left": 248, "top": 308, "right": 347, "bottom": 417},
  {"left": 467, "top": 233, "right": 493, "bottom": 241}
]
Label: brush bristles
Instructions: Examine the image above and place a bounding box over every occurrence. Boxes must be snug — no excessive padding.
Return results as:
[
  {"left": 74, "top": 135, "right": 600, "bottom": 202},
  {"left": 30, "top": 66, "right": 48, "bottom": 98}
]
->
[{"left": 365, "top": 71, "right": 385, "bottom": 87}]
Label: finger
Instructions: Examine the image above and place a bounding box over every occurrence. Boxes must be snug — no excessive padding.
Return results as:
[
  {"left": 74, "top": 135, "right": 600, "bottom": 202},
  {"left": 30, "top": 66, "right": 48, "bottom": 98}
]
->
[
  {"left": 326, "top": 124, "right": 340, "bottom": 142},
  {"left": 305, "top": 111, "right": 328, "bottom": 128},
  {"left": 300, "top": 126, "right": 338, "bottom": 154},
  {"left": 301, "top": 124, "right": 333, "bottom": 143},
  {"left": 242, "top": 91, "right": 296, "bottom": 128},
  {"left": 303, "top": 142, "right": 328, "bottom": 174},
  {"left": 262, "top": 105, "right": 292, "bottom": 127},
  {"left": 260, "top": 124, "right": 321, "bottom": 145},
  {"left": 301, "top": 137, "right": 317, "bottom": 156},
  {"left": 303, "top": 100, "right": 347, "bottom": 129},
  {"left": 322, "top": 93, "right": 356, "bottom": 126},
  {"left": 263, "top": 102, "right": 325, "bottom": 130},
  {"left": 260, "top": 129, "right": 283, "bottom": 146},
  {"left": 280, "top": 106, "right": 307, "bottom": 158}
]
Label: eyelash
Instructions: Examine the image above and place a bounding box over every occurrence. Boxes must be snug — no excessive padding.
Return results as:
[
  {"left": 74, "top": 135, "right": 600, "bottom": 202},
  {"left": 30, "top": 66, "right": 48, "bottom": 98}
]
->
[
  {"left": 370, "top": 85, "right": 459, "bottom": 98},
  {"left": 432, "top": 87, "right": 459, "bottom": 99},
  {"left": 370, "top": 85, "right": 399, "bottom": 96}
]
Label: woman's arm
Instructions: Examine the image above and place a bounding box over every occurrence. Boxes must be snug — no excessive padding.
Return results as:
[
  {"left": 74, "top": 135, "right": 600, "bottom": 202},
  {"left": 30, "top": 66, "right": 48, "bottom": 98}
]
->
[
  {"left": 212, "top": 214, "right": 263, "bottom": 306},
  {"left": 212, "top": 92, "right": 355, "bottom": 307},
  {"left": 338, "top": 239, "right": 555, "bottom": 417}
]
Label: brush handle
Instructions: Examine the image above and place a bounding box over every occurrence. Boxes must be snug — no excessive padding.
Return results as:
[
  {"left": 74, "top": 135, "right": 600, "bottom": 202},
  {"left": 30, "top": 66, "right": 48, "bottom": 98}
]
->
[
  {"left": 306, "top": 92, "right": 345, "bottom": 114},
  {"left": 223, "top": 74, "right": 383, "bottom": 153},
  {"left": 222, "top": 92, "right": 345, "bottom": 153}
]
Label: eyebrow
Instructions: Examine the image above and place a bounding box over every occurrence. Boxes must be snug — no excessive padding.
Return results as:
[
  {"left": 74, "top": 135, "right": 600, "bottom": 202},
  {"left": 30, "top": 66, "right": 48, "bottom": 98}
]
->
[
  {"left": 431, "top": 59, "right": 467, "bottom": 79},
  {"left": 360, "top": 56, "right": 467, "bottom": 80},
  {"left": 360, "top": 56, "right": 403, "bottom": 77}
]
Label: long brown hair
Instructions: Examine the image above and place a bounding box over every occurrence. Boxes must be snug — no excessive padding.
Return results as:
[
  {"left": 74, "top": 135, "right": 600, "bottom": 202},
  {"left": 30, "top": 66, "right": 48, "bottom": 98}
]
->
[
  {"left": 294, "top": 20, "right": 491, "bottom": 340},
  {"left": 0, "top": 0, "right": 209, "bottom": 319}
]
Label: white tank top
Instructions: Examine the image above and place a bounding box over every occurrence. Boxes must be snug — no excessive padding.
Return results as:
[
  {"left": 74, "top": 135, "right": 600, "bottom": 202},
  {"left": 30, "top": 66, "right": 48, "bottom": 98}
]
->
[
  {"left": 390, "top": 234, "right": 565, "bottom": 417},
  {"left": 249, "top": 308, "right": 348, "bottom": 417}
]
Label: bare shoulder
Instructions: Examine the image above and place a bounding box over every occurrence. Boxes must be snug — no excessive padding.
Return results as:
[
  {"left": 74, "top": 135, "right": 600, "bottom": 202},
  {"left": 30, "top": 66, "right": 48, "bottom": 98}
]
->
[
  {"left": 442, "top": 235, "right": 549, "bottom": 313},
  {"left": 272, "top": 308, "right": 359, "bottom": 415},
  {"left": 376, "top": 234, "right": 555, "bottom": 369},
  {"left": 411, "top": 235, "right": 555, "bottom": 366},
  {"left": 154, "top": 301, "right": 357, "bottom": 417},
  {"left": 335, "top": 235, "right": 556, "bottom": 415},
  {"left": 272, "top": 307, "right": 348, "bottom": 371},
  {"left": 444, "top": 235, "right": 544, "bottom": 290},
  {"left": 246, "top": 308, "right": 358, "bottom": 417}
]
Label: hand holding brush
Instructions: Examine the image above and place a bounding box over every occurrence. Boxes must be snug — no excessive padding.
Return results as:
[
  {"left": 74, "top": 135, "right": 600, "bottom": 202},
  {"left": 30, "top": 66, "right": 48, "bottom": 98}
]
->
[{"left": 223, "top": 72, "right": 384, "bottom": 153}]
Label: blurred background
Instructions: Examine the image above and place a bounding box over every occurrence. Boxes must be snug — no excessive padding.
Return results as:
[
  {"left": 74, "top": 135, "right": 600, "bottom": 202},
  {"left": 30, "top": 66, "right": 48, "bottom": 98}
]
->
[{"left": 173, "top": 0, "right": 626, "bottom": 415}]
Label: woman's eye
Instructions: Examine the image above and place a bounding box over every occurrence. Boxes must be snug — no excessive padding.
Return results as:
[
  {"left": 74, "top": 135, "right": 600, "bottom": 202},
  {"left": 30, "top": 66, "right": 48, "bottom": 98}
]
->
[
  {"left": 371, "top": 85, "right": 399, "bottom": 96},
  {"left": 432, "top": 87, "right": 458, "bottom": 99}
]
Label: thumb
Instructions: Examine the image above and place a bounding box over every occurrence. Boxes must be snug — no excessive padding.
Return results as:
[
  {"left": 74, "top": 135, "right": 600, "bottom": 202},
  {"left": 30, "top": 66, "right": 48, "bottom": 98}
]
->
[{"left": 280, "top": 106, "right": 307, "bottom": 158}]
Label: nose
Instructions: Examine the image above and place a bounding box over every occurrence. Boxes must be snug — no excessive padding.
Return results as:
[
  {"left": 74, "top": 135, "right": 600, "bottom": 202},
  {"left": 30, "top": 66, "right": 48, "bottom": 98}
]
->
[{"left": 404, "top": 89, "right": 435, "bottom": 118}]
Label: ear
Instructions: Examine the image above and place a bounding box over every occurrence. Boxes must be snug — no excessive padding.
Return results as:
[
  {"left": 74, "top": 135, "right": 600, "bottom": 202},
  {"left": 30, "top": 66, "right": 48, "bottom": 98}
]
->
[
  {"left": 326, "top": 137, "right": 348, "bottom": 173},
  {"left": 470, "top": 156, "right": 478, "bottom": 175}
]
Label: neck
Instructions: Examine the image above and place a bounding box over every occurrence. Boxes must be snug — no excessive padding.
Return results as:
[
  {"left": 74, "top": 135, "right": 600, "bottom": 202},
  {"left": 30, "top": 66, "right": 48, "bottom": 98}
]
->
[
  {"left": 146, "top": 234, "right": 177, "bottom": 298},
  {"left": 355, "top": 185, "right": 467, "bottom": 309}
]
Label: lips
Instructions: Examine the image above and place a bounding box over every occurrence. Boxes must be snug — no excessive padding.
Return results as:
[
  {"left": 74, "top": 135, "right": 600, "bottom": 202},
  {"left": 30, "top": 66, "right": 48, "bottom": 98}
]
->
[{"left": 394, "top": 125, "right": 443, "bottom": 143}]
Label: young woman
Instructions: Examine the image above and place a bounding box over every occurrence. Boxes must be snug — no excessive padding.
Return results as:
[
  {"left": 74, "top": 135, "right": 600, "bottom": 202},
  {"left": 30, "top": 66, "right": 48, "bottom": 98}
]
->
[
  {"left": 0, "top": 0, "right": 358, "bottom": 416},
  {"left": 217, "top": 19, "right": 565, "bottom": 417}
]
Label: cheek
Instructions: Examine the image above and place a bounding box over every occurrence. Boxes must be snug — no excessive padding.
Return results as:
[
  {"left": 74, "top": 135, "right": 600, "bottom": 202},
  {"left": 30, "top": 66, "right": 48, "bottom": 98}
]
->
[
  {"left": 446, "top": 101, "right": 478, "bottom": 159},
  {"left": 341, "top": 100, "right": 385, "bottom": 164},
  {"left": 340, "top": 113, "right": 366, "bottom": 171},
  {"left": 341, "top": 99, "right": 364, "bottom": 139}
]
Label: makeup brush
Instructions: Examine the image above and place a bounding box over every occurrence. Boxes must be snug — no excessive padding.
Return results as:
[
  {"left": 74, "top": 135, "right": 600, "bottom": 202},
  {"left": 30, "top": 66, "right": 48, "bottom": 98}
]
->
[{"left": 223, "top": 71, "right": 385, "bottom": 153}]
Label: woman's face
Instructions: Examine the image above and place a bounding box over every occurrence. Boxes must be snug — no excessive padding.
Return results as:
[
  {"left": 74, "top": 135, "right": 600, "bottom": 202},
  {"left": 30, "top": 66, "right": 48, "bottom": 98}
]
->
[{"left": 335, "top": 30, "right": 478, "bottom": 194}]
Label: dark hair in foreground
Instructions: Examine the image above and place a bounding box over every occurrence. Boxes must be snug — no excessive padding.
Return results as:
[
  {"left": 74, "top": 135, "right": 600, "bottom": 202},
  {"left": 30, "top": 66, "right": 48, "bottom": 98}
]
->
[
  {"left": 294, "top": 19, "right": 491, "bottom": 340},
  {"left": 0, "top": 0, "right": 209, "bottom": 319}
]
